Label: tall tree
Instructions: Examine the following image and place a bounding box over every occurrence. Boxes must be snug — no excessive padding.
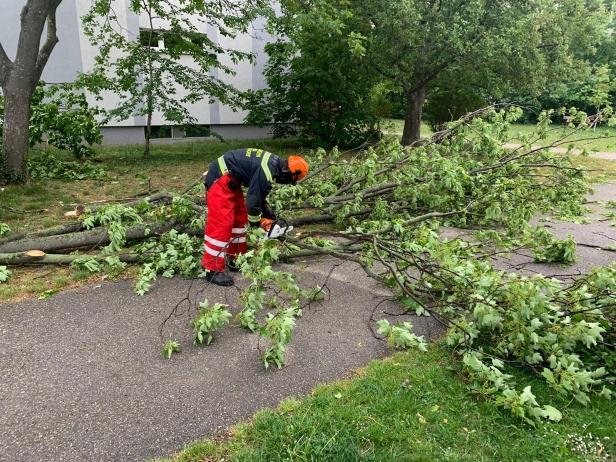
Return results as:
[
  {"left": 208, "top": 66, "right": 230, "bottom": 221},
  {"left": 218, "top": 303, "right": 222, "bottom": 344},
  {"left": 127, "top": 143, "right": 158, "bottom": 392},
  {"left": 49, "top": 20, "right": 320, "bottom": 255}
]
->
[
  {"left": 82, "top": 0, "right": 266, "bottom": 158},
  {"left": 356, "top": 0, "right": 610, "bottom": 145},
  {"left": 0, "top": 0, "right": 63, "bottom": 181},
  {"left": 247, "top": 0, "right": 379, "bottom": 146},
  {"left": 261, "top": 0, "right": 610, "bottom": 146}
]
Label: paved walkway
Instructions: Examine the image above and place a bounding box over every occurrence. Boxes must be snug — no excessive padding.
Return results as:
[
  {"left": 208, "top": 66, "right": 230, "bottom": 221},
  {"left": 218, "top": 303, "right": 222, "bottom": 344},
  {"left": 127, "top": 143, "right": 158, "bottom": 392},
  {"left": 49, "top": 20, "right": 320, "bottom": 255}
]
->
[
  {"left": 0, "top": 260, "right": 442, "bottom": 462},
  {"left": 1, "top": 184, "right": 615, "bottom": 462}
]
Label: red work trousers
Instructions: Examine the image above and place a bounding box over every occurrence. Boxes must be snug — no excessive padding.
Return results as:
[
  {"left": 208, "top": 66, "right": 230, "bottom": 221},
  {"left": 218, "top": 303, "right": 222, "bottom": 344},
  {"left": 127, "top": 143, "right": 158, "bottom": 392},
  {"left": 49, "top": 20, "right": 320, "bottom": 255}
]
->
[{"left": 201, "top": 174, "right": 248, "bottom": 272}]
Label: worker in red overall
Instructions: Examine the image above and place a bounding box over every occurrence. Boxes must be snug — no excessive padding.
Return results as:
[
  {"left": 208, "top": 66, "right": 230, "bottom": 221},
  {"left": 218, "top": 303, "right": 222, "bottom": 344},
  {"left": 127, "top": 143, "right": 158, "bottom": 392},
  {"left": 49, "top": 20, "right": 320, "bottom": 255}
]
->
[{"left": 202, "top": 148, "right": 309, "bottom": 286}]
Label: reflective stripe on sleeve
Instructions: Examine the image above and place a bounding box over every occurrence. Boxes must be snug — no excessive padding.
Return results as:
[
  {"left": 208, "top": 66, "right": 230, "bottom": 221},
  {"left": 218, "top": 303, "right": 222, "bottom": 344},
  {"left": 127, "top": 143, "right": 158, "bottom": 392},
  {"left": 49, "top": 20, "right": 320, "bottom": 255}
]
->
[
  {"left": 217, "top": 155, "right": 228, "bottom": 174},
  {"left": 261, "top": 151, "right": 273, "bottom": 182},
  {"left": 248, "top": 213, "right": 262, "bottom": 223},
  {"left": 204, "top": 235, "right": 228, "bottom": 248}
]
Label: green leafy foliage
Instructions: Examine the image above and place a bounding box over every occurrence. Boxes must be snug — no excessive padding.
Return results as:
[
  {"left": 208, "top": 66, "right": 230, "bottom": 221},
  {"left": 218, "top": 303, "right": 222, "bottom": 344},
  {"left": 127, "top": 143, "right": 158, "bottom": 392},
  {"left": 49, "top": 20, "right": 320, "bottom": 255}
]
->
[
  {"left": 70, "top": 255, "right": 128, "bottom": 278},
  {"left": 533, "top": 233, "right": 578, "bottom": 264},
  {"left": 262, "top": 307, "right": 299, "bottom": 369},
  {"left": 413, "top": 235, "right": 614, "bottom": 422},
  {"left": 255, "top": 0, "right": 611, "bottom": 145},
  {"left": 15, "top": 108, "right": 610, "bottom": 425},
  {"left": 247, "top": 1, "right": 381, "bottom": 145},
  {"left": 271, "top": 108, "right": 614, "bottom": 423},
  {"left": 81, "top": 0, "right": 266, "bottom": 153},
  {"left": 0, "top": 265, "right": 10, "bottom": 283},
  {"left": 27, "top": 151, "right": 107, "bottom": 181},
  {"left": 377, "top": 320, "right": 428, "bottom": 351},
  {"left": 0, "top": 223, "right": 11, "bottom": 237},
  {"left": 29, "top": 83, "right": 102, "bottom": 158},
  {"left": 70, "top": 257, "right": 103, "bottom": 274},
  {"left": 135, "top": 230, "right": 203, "bottom": 296},
  {"left": 0, "top": 83, "right": 102, "bottom": 160},
  {"left": 103, "top": 256, "right": 128, "bottom": 277},
  {"left": 161, "top": 339, "right": 181, "bottom": 359},
  {"left": 193, "top": 300, "right": 232, "bottom": 345},
  {"left": 234, "top": 233, "right": 313, "bottom": 368},
  {"left": 462, "top": 353, "right": 564, "bottom": 425},
  {"left": 82, "top": 204, "right": 143, "bottom": 254}
]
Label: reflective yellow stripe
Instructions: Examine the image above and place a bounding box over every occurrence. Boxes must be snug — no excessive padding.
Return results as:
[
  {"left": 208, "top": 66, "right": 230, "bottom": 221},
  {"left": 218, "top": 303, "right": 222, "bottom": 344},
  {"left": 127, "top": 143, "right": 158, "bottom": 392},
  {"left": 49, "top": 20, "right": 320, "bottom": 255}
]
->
[
  {"left": 217, "top": 155, "right": 228, "bottom": 174},
  {"left": 261, "top": 151, "right": 272, "bottom": 182},
  {"left": 248, "top": 213, "right": 262, "bottom": 223},
  {"left": 246, "top": 148, "right": 263, "bottom": 158}
]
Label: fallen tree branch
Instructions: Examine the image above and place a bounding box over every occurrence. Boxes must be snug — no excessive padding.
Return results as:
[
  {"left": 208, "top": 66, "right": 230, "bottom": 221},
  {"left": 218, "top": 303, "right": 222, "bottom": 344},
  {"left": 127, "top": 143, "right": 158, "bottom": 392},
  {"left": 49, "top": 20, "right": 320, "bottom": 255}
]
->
[
  {"left": 0, "top": 222, "right": 191, "bottom": 254},
  {"left": 0, "top": 222, "right": 86, "bottom": 246},
  {"left": 0, "top": 251, "right": 142, "bottom": 266}
]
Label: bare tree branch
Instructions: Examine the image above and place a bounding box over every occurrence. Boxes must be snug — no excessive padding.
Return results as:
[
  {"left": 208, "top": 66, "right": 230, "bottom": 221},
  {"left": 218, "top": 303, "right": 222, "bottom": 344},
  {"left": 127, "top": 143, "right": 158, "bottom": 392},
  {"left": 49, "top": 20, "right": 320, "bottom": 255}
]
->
[
  {"left": 35, "top": 6, "right": 60, "bottom": 78},
  {"left": 0, "top": 41, "right": 12, "bottom": 84}
]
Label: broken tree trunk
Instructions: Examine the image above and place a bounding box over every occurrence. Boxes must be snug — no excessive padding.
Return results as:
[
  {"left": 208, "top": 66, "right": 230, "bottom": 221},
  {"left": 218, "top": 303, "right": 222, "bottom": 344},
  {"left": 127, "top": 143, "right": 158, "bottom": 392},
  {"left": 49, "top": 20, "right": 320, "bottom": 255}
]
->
[
  {"left": 0, "top": 222, "right": 86, "bottom": 246},
  {"left": 0, "top": 222, "right": 189, "bottom": 254},
  {"left": 0, "top": 251, "right": 142, "bottom": 266},
  {"left": 0, "top": 192, "right": 182, "bottom": 248}
]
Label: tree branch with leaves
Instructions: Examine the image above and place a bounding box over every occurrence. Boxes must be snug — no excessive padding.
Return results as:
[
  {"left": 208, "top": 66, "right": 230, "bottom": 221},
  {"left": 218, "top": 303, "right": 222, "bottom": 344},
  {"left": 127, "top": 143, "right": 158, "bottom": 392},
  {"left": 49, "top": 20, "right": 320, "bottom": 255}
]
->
[{"left": 81, "top": 0, "right": 268, "bottom": 158}]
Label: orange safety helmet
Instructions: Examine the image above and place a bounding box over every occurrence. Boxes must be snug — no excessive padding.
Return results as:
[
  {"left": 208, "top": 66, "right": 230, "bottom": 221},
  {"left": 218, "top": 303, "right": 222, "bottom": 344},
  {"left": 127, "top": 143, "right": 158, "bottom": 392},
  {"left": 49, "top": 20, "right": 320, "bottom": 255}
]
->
[{"left": 287, "top": 155, "right": 309, "bottom": 182}]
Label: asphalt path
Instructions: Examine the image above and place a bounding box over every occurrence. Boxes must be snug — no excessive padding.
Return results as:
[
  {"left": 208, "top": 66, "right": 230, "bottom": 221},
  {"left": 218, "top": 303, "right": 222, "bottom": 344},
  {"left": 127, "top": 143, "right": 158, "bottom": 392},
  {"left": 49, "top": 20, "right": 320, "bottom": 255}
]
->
[{"left": 0, "top": 259, "right": 442, "bottom": 462}]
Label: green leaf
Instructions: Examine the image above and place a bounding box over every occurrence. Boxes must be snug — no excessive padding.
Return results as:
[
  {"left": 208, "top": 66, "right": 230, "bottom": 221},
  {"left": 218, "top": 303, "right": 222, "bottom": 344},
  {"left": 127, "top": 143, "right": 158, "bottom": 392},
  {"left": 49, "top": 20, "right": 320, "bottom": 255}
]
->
[
  {"left": 542, "top": 405, "right": 562, "bottom": 422},
  {"left": 38, "top": 289, "right": 60, "bottom": 300}
]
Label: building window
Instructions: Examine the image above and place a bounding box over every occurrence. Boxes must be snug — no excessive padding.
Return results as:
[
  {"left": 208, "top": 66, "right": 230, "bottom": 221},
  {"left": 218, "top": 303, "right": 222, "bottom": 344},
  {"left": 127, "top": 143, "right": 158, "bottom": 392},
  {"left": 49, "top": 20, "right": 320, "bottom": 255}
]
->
[
  {"left": 139, "top": 29, "right": 164, "bottom": 49},
  {"left": 139, "top": 29, "right": 209, "bottom": 55},
  {"left": 148, "top": 126, "right": 172, "bottom": 139},
  {"left": 184, "top": 125, "right": 211, "bottom": 138}
]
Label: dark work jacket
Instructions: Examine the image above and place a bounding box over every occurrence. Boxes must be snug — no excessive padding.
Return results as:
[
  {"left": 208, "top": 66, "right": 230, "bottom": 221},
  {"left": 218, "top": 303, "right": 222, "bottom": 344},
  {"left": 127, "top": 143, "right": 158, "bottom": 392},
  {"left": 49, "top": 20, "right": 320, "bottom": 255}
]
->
[{"left": 205, "top": 148, "right": 281, "bottom": 225}]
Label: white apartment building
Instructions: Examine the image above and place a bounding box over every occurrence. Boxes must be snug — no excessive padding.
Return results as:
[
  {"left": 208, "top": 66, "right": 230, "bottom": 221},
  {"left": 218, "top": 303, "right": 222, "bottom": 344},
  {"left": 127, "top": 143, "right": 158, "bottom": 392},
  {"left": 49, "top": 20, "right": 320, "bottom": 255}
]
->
[{"left": 0, "top": 1, "right": 273, "bottom": 144}]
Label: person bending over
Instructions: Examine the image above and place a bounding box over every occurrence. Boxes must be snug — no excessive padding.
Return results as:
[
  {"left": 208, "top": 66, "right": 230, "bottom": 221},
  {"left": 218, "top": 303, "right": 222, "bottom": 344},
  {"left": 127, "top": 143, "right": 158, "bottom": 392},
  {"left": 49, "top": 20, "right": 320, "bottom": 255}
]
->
[{"left": 202, "top": 148, "right": 309, "bottom": 286}]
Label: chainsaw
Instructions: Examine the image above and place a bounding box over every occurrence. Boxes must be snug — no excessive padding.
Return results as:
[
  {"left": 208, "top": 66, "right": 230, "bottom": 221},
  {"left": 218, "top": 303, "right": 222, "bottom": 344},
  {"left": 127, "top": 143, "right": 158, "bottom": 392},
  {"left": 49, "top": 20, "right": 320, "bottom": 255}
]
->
[{"left": 263, "top": 218, "right": 294, "bottom": 240}]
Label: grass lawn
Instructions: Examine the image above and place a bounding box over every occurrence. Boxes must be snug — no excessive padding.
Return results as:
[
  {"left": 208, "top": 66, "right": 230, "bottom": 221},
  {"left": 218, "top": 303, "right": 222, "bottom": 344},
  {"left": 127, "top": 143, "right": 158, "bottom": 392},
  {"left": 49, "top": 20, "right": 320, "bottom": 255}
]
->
[
  {"left": 0, "top": 138, "right": 305, "bottom": 235},
  {"left": 383, "top": 119, "right": 616, "bottom": 153},
  {"left": 0, "top": 138, "right": 304, "bottom": 302},
  {"left": 510, "top": 124, "right": 616, "bottom": 153},
  {"left": 158, "top": 344, "right": 615, "bottom": 462}
]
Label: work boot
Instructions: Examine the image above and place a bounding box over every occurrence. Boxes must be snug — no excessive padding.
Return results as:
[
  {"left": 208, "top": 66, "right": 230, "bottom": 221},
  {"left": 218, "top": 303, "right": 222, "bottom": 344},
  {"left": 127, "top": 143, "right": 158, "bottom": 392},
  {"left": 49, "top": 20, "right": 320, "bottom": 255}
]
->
[
  {"left": 227, "top": 258, "right": 241, "bottom": 273},
  {"left": 205, "top": 271, "right": 234, "bottom": 287}
]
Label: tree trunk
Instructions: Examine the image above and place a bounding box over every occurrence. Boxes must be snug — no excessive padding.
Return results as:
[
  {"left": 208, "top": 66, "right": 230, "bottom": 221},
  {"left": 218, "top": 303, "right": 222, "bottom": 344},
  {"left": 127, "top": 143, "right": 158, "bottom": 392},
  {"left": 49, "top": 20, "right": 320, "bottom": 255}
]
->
[
  {"left": 0, "top": 0, "right": 62, "bottom": 183},
  {"left": 1, "top": 88, "right": 33, "bottom": 181},
  {"left": 143, "top": 7, "right": 154, "bottom": 160},
  {"left": 401, "top": 86, "right": 427, "bottom": 146},
  {"left": 0, "top": 251, "right": 142, "bottom": 266},
  {"left": 0, "top": 222, "right": 184, "bottom": 254},
  {"left": 144, "top": 109, "right": 152, "bottom": 159}
]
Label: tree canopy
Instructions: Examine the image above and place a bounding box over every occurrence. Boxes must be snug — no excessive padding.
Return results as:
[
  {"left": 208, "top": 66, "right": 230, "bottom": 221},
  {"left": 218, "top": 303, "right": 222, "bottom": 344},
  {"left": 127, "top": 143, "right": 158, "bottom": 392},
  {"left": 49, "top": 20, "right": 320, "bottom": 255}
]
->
[
  {"left": 250, "top": 0, "right": 613, "bottom": 145},
  {"left": 81, "top": 0, "right": 267, "bottom": 157}
]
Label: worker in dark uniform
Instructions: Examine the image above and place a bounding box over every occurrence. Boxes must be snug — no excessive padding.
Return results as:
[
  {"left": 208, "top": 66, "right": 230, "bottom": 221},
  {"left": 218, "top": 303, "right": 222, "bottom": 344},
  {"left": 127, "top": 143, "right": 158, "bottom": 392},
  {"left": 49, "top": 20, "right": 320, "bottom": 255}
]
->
[{"left": 202, "top": 148, "right": 309, "bottom": 286}]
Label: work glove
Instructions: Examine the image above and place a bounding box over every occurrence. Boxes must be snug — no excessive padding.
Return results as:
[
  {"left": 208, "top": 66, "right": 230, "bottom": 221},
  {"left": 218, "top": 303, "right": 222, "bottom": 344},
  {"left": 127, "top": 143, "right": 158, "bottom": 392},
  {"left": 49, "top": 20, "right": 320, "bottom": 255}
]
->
[{"left": 260, "top": 218, "right": 274, "bottom": 232}]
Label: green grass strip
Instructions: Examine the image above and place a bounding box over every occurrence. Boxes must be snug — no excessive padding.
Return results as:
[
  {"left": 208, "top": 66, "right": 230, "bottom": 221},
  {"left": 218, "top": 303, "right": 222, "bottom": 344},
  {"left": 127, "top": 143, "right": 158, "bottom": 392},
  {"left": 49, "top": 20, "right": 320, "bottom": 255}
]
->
[{"left": 158, "top": 344, "right": 615, "bottom": 462}]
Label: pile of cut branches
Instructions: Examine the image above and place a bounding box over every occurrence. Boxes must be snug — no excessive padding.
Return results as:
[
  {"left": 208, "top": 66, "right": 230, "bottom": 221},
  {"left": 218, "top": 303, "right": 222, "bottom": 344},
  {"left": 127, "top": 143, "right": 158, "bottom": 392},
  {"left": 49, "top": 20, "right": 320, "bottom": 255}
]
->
[{"left": 1, "top": 106, "right": 614, "bottom": 423}]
